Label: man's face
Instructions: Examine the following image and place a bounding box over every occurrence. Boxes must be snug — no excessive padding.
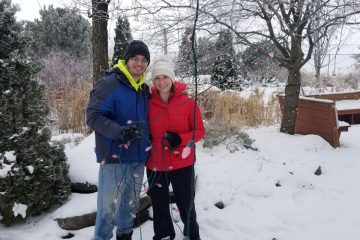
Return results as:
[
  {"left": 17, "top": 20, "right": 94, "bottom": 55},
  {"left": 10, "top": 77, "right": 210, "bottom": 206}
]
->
[{"left": 126, "top": 55, "right": 149, "bottom": 80}]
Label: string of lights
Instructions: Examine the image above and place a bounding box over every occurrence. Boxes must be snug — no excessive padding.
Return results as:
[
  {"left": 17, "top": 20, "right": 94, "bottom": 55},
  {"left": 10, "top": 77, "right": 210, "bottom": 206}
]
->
[{"left": 106, "top": 0, "right": 201, "bottom": 238}]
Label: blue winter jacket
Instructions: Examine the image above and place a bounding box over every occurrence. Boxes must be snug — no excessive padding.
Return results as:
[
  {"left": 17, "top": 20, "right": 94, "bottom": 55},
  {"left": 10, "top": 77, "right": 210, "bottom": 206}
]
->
[{"left": 86, "top": 68, "right": 150, "bottom": 164}]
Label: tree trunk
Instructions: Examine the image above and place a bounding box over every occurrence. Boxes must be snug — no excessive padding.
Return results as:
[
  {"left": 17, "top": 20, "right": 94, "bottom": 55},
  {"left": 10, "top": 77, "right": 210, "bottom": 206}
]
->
[
  {"left": 163, "top": 28, "right": 168, "bottom": 54},
  {"left": 313, "top": 44, "right": 321, "bottom": 81},
  {"left": 314, "top": 63, "right": 321, "bottom": 81},
  {"left": 313, "top": 0, "right": 321, "bottom": 82},
  {"left": 280, "top": 68, "right": 301, "bottom": 134},
  {"left": 280, "top": 37, "right": 303, "bottom": 134},
  {"left": 92, "top": 0, "right": 109, "bottom": 83}
]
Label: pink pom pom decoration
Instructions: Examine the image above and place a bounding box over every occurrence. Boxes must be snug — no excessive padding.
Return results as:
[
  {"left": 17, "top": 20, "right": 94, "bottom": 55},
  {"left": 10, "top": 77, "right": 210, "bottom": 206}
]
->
[{"left": 182, "top": 146, "right": 191, "bottom": 159}]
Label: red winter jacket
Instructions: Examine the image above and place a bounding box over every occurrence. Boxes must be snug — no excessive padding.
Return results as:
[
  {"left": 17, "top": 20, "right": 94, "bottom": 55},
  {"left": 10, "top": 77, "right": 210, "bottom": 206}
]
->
[{"left": 146, "top": 81, "right": 205, "bottom": 171}]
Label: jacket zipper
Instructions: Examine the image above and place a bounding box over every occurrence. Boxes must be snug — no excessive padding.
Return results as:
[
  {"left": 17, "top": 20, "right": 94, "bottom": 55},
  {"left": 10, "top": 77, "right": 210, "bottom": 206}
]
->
[
  {"left": 166, "top": 105, "right": 174, "bottom": 171},
  {"left": 136, "top": 91, "right": 140, "bottom": 162}
]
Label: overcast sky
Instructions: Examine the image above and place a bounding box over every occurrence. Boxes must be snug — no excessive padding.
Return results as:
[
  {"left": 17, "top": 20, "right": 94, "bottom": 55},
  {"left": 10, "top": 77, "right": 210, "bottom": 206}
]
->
[{"left": 12, "top": 0, "right": 70, "bottom": 21}]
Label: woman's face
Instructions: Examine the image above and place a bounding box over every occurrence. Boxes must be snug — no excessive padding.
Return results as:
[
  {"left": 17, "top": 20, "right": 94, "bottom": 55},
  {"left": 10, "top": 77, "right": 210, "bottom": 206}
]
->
[{"left": 153, "top": 75, "right": 173, "bottom": 94}]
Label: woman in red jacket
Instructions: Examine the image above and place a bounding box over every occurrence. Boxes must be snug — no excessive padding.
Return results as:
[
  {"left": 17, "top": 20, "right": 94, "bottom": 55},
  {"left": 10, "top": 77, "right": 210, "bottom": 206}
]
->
[{"left": 146, "top": 56, "right": 205, "bottom": 240}]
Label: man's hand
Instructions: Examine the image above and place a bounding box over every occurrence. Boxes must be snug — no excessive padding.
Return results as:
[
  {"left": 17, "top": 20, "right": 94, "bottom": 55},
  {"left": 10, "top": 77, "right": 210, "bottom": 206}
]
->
[{"left": 120, "top": 124, "right": 142, "bottom": 142}]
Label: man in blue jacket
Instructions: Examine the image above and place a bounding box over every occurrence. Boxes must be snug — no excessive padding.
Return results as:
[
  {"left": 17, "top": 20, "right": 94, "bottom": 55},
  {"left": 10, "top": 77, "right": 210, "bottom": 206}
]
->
[{"left": 87, "top": 40, "right": 151, "bottom": 240}]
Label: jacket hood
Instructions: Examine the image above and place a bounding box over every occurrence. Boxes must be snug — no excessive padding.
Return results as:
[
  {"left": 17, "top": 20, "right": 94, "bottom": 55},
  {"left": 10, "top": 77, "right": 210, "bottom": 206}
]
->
[{"left": 113, "top": 60, "right": 146, "bottom": 91}]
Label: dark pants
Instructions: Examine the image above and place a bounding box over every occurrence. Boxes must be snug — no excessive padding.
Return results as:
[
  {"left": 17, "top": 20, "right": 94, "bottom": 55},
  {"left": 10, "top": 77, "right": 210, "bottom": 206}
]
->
[{"left": 147, "top": 166, "right": 200, "bottom": 240}]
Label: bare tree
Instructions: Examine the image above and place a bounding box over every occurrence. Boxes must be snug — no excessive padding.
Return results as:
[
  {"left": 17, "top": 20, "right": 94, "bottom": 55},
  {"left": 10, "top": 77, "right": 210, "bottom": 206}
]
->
[
  {"left": 124, "top": 0, "right": 360, "bottom": 134},
  {"left": 312, "top": 12, "right": 354, "bottom": 81}
]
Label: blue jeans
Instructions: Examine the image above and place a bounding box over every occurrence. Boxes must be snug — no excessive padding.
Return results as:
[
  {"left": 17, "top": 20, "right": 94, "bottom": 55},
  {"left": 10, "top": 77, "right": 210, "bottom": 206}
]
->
[{"left": 94, "top": 163, "right": 144, "bottom": 240}]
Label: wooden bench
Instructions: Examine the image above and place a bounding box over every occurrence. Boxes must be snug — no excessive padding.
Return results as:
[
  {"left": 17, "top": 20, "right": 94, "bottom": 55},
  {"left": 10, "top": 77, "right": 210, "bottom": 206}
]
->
[
  {"left": 278, "top": 94, "right": 349, "bottom": 148},
  {"left": 307, "top": 91, "right": 360, "bottom": 125}
]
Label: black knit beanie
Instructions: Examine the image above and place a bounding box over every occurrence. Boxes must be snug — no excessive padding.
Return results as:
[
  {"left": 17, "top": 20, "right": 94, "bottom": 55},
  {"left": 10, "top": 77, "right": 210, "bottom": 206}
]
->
[{"left": 124, "top": 40, "right": 150, "bottom": 64}]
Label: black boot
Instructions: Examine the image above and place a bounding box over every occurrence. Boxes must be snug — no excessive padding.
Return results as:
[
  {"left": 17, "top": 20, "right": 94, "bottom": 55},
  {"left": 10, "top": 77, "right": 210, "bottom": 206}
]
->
[{"left": 116, "top": 231, "right": 133, "bottom": 240}]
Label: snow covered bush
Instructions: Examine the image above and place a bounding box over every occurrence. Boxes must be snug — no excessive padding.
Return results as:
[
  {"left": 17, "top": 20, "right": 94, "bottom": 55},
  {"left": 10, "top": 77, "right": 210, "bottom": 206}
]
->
[
  {"left": 176, "top": 27, "right": 194, "bottom": 78},
  {"left": 112, "top": 15, "right": 132, "bottom": 65},
  {"left": 0, "top": 0, "right": 70, "bottom": 226},
  {"left": 240, "top": 40, "right": 282, "bottom": 83},
  {"left": 210, "top": 29, "right": 239, "bottom": 90},
  {"left": 24, "top": 5, "right": 92, "bottom": 60},
  {"left": 202, "top": 125, "right": 255, "bottom": 152}
]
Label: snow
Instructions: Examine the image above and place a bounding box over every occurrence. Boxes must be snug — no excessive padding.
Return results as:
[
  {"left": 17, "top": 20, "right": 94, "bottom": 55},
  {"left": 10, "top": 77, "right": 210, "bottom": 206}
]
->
[
  {"left": 307, "top": 90, "right": 360, "bottom": 96},
  {"left": 65, "top": 133, "right": 98, "bottom": 184},
  {"left": 51, "top": 133, "right": 84, "bottom": 144},
  {"left": 26, "top": 166, "right": 34, "bottom": 174},
  {"left": 240, "top": 84, "right": 284, "bottom": 104},
  {"left": 12, "top": 203, "right": 27, "bottom": 219},
  {"left": 1, "top": 124, "right": 360, "bottom": 240},
  {"left": 4, "top": 151, "right": 16, "bottom": 162},
  {"left": 338, "top": 120, "right": 350, "bottom": 127},
  {"left": 51, "top": 193, "right": 97, "bottom": 219},
  {"left": 0, "top": 162, "right": 13, "bottom": 178},
  {"left": 301, "top": 96, "right": 334, "bottom": 104},
  {"left": 280, "top": 93, "right": 335, "bottom": 104},
  {"left": 335, "top": 99, "right": 360, "bottom": 110},
  {"left": 1, "top": 151, "right": 17, "bottom": 178}
]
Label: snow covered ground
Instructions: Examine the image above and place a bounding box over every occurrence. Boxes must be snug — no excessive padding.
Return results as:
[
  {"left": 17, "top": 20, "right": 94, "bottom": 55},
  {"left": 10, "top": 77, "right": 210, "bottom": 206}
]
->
[{"left": 1, "top": 124, "right": 360, "bottom": 240}]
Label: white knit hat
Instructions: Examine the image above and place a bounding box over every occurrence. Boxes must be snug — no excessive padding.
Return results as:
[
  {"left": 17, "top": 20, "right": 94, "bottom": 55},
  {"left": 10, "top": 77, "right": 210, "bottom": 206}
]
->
[{"left": 151, "top": 55, "right": 176, "bottom": 81}]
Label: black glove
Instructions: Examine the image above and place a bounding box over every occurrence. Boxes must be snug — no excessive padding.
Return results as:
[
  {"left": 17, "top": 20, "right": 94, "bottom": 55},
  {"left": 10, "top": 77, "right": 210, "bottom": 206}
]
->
[
  {"left": 166, "top": 131, "right": 182, "bottom": 147},
  {"left": 119, "top": 124, "right": 142, "bottom": 142}
]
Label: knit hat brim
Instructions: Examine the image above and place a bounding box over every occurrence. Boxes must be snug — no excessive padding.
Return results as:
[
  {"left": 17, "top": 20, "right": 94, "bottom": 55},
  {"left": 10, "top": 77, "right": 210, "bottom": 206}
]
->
[
  {"left": 125, "top": 40, "right": 150, "bottom": 63},
  {"left": 151, "top": 55, "right": 175, "bottom": 81}
]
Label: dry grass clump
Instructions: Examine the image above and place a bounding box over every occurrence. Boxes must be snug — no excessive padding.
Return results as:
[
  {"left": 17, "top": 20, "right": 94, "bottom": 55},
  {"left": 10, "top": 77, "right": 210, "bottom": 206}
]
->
[
  {"left": 47, "top": 82, "right": 92, "bottom": 134},
  {"left": 198, "top": 89, "right": 281, "bottom": 128}
]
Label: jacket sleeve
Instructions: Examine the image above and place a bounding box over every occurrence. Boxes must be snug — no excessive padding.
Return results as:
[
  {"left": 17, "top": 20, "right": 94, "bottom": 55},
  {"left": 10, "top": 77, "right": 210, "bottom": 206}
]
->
[
  {"left": 86, "top": 78, "right": 123, "bottom": 140},
  {"left": 179, "top": 99, "right": 205, "bottom": 146}
]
